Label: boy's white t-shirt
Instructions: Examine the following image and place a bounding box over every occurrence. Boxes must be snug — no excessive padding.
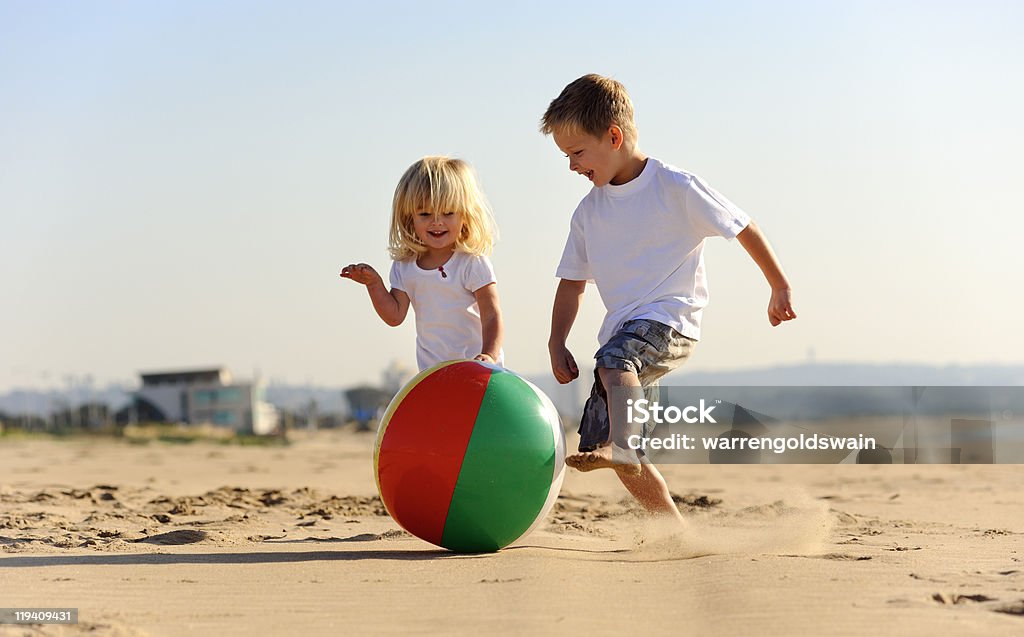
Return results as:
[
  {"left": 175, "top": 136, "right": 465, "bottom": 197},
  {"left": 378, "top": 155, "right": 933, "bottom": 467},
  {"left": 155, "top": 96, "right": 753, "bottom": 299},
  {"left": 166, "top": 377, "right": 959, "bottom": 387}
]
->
[
  {"left": 390, "top": 250, "right": 502, "bottom": 371},
  {"left": 556, "top": 158, "right": 751, "bottom": 346}
]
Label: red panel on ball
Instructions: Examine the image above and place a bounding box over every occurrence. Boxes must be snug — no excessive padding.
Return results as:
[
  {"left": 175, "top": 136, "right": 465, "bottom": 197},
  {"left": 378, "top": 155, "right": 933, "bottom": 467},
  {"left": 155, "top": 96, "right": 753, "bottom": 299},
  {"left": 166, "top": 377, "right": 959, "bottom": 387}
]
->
[{"left": 376, "top": 361, "right": 493, "bottom": 545}]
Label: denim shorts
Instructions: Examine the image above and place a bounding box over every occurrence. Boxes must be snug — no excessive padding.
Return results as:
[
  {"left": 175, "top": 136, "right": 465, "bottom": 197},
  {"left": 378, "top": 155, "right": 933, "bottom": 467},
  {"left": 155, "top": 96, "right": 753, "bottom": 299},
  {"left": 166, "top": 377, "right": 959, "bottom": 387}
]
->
[{"left": 578, "top": 319, "right": 696, "bottom": 452}]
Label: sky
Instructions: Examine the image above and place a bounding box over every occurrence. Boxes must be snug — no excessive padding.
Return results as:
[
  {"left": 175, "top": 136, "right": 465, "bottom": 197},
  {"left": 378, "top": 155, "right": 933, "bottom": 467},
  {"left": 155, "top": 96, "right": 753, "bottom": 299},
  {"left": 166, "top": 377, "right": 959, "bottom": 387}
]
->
[{"left": 2, "top": 0, "right": 1023, "bottom": 392}]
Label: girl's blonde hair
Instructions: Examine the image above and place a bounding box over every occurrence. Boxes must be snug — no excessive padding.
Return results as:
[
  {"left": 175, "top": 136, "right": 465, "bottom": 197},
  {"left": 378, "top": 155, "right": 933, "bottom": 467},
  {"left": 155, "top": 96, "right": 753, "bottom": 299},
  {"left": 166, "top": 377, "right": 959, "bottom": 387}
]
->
[{"left": 388, "top": 156, "right": 497, "bottom": 260}]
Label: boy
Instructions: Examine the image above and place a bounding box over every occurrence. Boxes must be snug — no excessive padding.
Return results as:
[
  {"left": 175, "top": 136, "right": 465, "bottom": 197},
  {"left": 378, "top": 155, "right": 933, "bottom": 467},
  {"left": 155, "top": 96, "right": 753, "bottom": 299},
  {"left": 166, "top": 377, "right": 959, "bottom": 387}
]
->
[{"left": 540, "top": 74, "right": 796, "bottom": 519}]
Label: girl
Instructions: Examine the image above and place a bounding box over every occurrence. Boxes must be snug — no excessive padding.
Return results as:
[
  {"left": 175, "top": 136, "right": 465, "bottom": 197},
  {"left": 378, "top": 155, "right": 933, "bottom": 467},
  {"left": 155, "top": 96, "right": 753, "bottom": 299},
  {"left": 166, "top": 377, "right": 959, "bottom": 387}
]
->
[{"left": 340, "top": 156, "right": 503, "bottom": 371}]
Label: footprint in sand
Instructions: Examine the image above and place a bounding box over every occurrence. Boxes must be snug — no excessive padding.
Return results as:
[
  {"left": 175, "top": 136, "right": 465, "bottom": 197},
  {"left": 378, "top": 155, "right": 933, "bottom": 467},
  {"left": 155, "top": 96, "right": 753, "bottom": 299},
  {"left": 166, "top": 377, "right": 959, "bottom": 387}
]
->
[
  {"left": 930, "top": 592, "right": 997, "bottom": 605},
  {"left": 994, "top": 600, "right": 1024, "bottom": 616},
  {"left": 133, "top": 529, "right": 209, "bottom": 545},
  {"left": 337, "top": 530, "right": 408, "bottom": 542}
]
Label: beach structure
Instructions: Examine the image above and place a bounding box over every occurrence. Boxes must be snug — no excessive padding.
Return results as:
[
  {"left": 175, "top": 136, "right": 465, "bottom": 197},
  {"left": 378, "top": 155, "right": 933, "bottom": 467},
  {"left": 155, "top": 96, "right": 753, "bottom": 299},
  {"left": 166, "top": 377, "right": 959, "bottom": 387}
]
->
[
  {"left": 130, "top": 367, "right": 279, "bottom": 435},
  {"left": 344, "top": 386, "right": 393, "bottom": 432}
]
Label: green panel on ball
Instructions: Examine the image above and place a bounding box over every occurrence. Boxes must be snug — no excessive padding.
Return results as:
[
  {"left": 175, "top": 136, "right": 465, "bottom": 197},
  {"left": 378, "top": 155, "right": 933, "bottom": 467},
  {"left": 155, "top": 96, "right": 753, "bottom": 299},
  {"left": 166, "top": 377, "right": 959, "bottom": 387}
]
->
[{"left": 441, "top": 370, "right": 557, "bottom": 552}]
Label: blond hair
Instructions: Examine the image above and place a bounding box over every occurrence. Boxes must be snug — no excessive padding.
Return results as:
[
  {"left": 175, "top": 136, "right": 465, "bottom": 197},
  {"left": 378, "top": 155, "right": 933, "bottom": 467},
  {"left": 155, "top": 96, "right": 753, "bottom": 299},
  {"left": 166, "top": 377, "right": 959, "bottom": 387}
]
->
[
  {"left": 388, "top": 156, "right": 497, "bottom": 260},
  {"left": 539, "top": 74, "right": 637, "bottom": 144}
]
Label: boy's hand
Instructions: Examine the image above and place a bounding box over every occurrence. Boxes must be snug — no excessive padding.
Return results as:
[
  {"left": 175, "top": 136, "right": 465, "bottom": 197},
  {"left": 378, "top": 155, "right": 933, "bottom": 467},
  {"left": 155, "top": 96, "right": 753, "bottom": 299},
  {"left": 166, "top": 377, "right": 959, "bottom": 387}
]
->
[
  {"left": 340, "top": 263, "right": 383, "bottom": 288},
  {"left": 549, "top": 344, "right": 579, "bottom": 384},
  {"left": 474, "top": 353, "right": 496, "bottom": 364},
  {"left": 736, "top": 222, "right": 796, "bottom": 326},
  {"left": 768, "top": 288, "right": 797, "bottom": 326}
]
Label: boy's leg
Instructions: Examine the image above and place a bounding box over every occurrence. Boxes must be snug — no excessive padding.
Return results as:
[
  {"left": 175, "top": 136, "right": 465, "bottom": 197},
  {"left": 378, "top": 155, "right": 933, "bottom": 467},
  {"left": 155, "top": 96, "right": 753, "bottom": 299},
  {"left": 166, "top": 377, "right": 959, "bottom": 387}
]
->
[
  {"left": 565, "top": 320, "right": 695, "bottom": 519},
  {"left": 603, "top": 368, "right": 683, "bottom": 520},
  {"left": 566, "top": 368, "right": 682, "bottom": 519},
  {"left": 617, "top": 461, "right": 685, "bottom": 522},
  {"left": 566, "top": 367, "right": 644, "bottom": 474}
]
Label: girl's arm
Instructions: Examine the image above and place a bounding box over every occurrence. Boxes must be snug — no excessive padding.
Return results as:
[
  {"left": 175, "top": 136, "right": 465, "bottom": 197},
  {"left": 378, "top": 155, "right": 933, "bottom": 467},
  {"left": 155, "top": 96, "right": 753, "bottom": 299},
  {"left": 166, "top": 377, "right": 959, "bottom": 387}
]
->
[
  {"left": 473, "top": 283, "right": 503, "bottom": 363},
  {"left": 340, "top": 263, "right": 410, "bottom": 327}
]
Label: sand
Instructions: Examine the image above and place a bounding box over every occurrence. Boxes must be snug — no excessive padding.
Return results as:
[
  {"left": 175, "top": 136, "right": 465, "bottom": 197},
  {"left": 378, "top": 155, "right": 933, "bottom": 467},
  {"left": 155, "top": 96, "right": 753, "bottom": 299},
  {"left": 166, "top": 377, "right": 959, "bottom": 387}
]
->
[{"left": 1, "top": 429, "right": 1022, "bottom": 636}]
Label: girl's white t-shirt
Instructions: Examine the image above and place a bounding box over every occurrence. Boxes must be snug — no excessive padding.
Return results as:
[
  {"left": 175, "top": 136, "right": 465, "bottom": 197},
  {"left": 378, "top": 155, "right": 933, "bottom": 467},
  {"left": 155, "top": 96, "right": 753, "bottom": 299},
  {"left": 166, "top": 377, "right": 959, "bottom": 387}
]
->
[{"left": 389, "top": 251, "right": 502, "bottom": 371}]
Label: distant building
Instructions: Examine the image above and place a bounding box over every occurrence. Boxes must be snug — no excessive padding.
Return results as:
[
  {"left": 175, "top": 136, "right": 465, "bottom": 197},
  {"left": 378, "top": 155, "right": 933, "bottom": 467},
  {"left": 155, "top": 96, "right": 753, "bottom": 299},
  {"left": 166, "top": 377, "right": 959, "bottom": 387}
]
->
[{"left": 131, "top": 367, "right": 279, "bottom": 435}]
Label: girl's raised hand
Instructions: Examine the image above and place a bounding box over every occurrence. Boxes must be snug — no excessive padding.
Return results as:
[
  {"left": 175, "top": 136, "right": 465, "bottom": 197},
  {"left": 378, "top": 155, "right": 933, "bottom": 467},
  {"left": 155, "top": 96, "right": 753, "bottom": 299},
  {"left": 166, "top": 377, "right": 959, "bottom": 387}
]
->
[{"left": 340, "top": 263, "right": 383, "bottom": 287}]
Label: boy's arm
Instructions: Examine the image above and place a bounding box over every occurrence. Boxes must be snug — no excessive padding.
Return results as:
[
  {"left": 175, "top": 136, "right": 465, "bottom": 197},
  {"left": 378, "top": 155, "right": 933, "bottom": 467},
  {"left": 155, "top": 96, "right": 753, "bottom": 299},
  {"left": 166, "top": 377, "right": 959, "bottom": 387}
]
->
[
  {"left": 549, "top": 278, "right": 586, "bottom": 383},
  {"left": 339, "top": 263, "right": 410, "bottom": 327},
  {"left": 735, "top": 222, "right": 797, "bottom": 326},
  {"left": 473, "top": 283, "right": 503, "bottom": 363}
]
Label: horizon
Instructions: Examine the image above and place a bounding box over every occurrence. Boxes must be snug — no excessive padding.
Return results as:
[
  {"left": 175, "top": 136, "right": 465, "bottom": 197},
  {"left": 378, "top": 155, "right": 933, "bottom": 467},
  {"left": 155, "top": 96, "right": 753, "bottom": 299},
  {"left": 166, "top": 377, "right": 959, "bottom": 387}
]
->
[
  {"left": 4, "top": 359, "right": 1022, "bottom": 421},
  {"left": 5, "top": 358, "right": 1024, "bottom": 391},
  {"left": 4, "top": 360, "right": 1023, "bottom": 424}
]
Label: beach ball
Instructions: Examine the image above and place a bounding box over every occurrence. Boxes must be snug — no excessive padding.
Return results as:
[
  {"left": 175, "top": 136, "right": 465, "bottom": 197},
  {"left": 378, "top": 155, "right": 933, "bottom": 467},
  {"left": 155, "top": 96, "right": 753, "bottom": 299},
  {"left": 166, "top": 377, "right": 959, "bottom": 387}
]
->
[{"left": 373, "top": 360, "right": 566, "bottom": 552}]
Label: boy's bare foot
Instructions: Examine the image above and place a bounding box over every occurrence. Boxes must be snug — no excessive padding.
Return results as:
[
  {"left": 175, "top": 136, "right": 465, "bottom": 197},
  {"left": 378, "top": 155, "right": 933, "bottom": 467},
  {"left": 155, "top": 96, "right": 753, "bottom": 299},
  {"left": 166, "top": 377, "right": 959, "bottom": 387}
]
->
[{"left": 565, "top": 446, "right": 641, "bottom": 476}]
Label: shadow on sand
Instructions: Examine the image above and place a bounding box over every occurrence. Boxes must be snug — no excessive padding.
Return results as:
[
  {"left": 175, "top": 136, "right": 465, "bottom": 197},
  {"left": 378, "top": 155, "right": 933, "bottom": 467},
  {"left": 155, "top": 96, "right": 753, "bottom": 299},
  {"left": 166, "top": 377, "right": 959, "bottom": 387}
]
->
[{"left": 0, "top": 543, "right": 633, "bottom": 568}]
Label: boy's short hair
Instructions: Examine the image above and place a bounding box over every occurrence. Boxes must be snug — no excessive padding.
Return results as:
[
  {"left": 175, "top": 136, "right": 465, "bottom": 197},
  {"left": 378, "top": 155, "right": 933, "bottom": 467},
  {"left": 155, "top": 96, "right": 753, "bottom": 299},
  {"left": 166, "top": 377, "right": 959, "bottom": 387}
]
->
[{"left": 540, "top": 74, "right": 637, "bottom": 143}]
